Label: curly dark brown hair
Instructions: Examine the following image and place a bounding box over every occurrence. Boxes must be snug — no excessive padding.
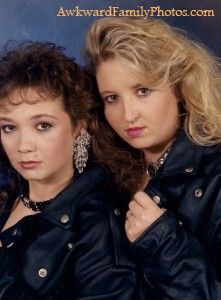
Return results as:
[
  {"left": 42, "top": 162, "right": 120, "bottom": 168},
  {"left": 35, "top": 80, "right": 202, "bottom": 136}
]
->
[
  {"left": 0, "top": 41, "right": 99, "bottom": 204},
  {"left": 0, "top": 41, "right": 98, "bottom": 124},
  {"left": 88, "top": 88, "right": 144, "bottom": 200}
]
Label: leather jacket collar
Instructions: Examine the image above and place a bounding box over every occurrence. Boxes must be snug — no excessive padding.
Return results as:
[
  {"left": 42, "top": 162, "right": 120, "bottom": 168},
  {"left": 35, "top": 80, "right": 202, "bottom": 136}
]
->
[
  {"left": 40, "top": 165, "right": 106, "bottom": 229},
  {"left": 158, "top": 131, "right": 204, "bottom": 177}
]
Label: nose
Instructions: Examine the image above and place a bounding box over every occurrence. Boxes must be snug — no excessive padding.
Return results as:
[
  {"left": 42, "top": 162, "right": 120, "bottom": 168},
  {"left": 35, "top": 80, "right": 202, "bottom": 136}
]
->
[
  {"left": 122, "top": 97, "right": 140, "bottom": 124},
  {"left": 18, "top": 131, "right": 36, "bottom": 154}
]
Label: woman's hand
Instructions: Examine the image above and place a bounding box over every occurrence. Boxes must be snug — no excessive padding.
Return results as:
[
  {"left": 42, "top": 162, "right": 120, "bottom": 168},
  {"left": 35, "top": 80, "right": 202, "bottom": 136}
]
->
[{"left": 125, "top": 191, "right": 165, "bottom": 242}]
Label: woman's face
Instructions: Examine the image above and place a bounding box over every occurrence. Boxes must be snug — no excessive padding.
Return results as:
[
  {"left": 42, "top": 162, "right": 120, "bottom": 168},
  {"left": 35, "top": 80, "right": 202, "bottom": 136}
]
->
[
  {"left": 96, "top": 59, "right": 180, "bottom": 155},
  {"left": 0, "top": 88, "right": 83, "bottom": 184}
]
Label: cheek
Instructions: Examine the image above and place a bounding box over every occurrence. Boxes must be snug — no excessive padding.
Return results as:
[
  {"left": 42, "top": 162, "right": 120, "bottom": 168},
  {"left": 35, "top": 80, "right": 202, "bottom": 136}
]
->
[
  {"left": 153, "top": 97, "right": 179, "bottom": 125},
  {"left": 164, "top": 100, "right": 179, "bottom": 124},
  {"left": 42, "top": 138, "right": 73, "bottom": 158},
  {"left": 1, "top": 137, "right": 16, "bottom": 159},
  {"left": 41, "top": 124, "right": 74, "bottom": 154},
  {"left": 104, "top": 107, "right": 120, "bottom": 130}
]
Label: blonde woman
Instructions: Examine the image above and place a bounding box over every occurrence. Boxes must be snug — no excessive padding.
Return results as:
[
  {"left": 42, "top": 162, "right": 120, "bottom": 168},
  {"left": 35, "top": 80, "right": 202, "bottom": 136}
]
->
[{"left": 84, "top": 17, "right": 221, "bottom": 299}]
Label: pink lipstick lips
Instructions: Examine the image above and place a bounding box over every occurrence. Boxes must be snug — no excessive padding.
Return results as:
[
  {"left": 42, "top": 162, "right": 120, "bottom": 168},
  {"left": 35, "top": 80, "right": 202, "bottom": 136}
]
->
[
  {"left": 126, "top": 127, "right": 145, "bottom": 138},
  {"left": 19, "top": 161, "right": 40, "bottom": 169}
]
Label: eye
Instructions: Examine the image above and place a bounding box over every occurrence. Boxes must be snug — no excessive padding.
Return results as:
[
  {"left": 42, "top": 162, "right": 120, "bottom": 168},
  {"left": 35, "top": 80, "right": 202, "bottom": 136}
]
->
[
  {"left": 137, "top": 87, "right": 151, "bottom": 96},
  {"left": 1, "top": 124, "right": 16, "bottom": 133},
  {"left": 103, "top": 95, "right": 118, "bottom": 103},
  {"left": 36, "top": 122, "right": 52, "bottom": 131}
]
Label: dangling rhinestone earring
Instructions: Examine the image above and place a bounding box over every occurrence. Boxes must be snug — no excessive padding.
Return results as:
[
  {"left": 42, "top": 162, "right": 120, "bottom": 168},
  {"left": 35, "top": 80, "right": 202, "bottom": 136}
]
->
[{"left": 74, "top": 129, "right": 91, "bottom": 174}]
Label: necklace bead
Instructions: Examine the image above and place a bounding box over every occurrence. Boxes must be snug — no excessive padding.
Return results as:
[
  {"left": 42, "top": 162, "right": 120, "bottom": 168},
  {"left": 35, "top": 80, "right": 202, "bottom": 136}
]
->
[
  {"left": 20, "top": 193, "right": 53, "bottom": 212},
  {"left": 146, "top": 139, "right": 175, "bottom": 177}
]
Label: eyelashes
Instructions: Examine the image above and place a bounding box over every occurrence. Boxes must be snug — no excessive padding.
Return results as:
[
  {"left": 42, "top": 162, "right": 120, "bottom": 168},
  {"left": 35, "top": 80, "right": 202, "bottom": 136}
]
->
[
  {"left": 137, "top": 87, "right": 151, "bottom": 96},
  {"left": 36, "top": 122, "right": 52, "bottom": 131},
  {"left": 103, "top": 95, "right": 118, "bottom": 103},
  {"left": 0, "top": 124, "right": 16, "bottom": 133},
  {"left": 0, "top": 122, "right": 53, "bottom": 134},
  {"left": 102, "top": 87, "right": 152, "bottom": 104}
]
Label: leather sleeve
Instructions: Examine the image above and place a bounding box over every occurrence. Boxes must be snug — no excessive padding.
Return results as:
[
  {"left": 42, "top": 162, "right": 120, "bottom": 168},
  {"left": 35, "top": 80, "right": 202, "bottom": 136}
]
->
[
  {"left": 71, "top": 188, "right": 148, "bottom": 299},
  {"left": 129, "top": 182, "right": 221, "bottom": 300},
  {"left": 0, "top": 248, "right": 40, "bottom": 299}
]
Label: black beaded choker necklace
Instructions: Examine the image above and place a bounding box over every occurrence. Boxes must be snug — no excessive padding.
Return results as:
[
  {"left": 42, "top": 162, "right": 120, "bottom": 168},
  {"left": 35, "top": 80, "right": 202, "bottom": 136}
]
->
[{"left": 20, "top": 193, "right": 53, "bottom": 212}]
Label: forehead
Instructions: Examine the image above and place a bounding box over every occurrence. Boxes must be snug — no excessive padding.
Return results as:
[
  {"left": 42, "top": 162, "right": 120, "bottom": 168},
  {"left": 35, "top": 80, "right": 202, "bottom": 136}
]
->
[
  {"left": 0, "top": 87, "right": 64, "bottom": 113},
  {"left": 96, "top": 58, "right": 158, "bottom": 89}
]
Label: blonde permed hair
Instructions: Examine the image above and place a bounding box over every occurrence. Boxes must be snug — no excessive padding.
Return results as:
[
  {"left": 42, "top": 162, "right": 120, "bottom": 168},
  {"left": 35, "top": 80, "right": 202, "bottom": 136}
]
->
[{"left": 85, "top": 17, "right": 221, "bottom": 146}]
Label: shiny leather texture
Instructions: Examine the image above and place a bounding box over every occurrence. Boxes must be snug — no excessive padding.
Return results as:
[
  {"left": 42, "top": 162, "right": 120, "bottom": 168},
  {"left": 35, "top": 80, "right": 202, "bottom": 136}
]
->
[
  {"left": 130, "top": 132, "right": 221, "bottom": 299},
  {"left": 0, "top": 165, "right": 148, "bottom": 299}
]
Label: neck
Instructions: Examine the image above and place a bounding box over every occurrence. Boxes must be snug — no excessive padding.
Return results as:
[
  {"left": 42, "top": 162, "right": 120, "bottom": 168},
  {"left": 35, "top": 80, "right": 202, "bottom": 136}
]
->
[
  {"left": 143, "top": 138, "right": 175, "bottom": 165},
  {"left": 28, "top": 169, "right": 74, "bottom": 202}
]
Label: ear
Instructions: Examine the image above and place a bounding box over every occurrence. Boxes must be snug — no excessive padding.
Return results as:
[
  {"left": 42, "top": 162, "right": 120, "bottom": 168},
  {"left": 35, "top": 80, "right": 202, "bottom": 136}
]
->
[{"left": 72, "top": 120, "right": 87, "bottom": 139}]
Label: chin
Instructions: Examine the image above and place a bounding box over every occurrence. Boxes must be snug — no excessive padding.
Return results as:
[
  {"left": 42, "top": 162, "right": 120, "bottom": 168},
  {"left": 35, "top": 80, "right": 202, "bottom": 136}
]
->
[
  {"left": 21, "top": 175, "right": 41, "bottom": 181},
  {"left": 127, "top": 142, "right": 149, "bottom": 150},
  {"left": 18, "top": 171, "right": 46, "bottom": 182}
]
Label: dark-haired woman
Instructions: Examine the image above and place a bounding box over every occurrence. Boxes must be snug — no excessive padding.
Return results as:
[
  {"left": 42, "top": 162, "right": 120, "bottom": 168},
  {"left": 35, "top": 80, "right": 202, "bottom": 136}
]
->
[{"left": 0, "top": 42, "right": 147, "bottom": 299}]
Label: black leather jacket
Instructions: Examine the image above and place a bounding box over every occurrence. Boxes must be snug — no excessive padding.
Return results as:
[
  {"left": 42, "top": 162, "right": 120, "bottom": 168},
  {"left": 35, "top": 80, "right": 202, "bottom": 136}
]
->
[
  {"left": 0, "top": 165, "right": 147, "bottom": 299},
  {"left": 130, "top": 132, "right": 221, "bottom": 299}
]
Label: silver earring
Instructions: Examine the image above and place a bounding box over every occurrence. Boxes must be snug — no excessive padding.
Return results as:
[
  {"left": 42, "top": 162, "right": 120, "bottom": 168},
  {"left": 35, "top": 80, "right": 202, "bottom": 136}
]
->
[{"left": 74, "top": 129, "right": 91, "bottom": 173}]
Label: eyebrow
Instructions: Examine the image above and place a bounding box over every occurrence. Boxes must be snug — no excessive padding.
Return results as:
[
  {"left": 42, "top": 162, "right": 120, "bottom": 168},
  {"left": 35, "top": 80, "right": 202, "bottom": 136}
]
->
[
  {"left": 99, "top": 90, "right": 114, "bottom": 95},
  {"left": 133, "top": 84, "right": 142, "bottom": 89},
  {"left": 100, "top": 84, "right": 145, "bottom": 95},
  {"left": 30, "top": 114, "right": 59, "bottom": 120},
  {"left": 0, "top": 114, "right": 59, "bottom": 122},
  {"left": 0, "top": 117, "right": 12, "bottom": 122}
]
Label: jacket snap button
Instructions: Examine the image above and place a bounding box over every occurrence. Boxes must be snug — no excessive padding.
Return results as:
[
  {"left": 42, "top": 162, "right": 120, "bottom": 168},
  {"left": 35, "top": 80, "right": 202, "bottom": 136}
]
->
[
  {"left": 195, "top": 189, "right": 203, "bottom": 197},
  {"left": 38, "top": 268, "right": 47, "bottom": 278},
  {"left": 60, "top": 214, "right": 70, "bottom": 224},
  {"left": 114, "top": 209, "right": 120, "bottom": 216},
  {"left": 185, "top": 167, "right": 193, "bottom": 173},
  {"left": 12, "top": 228, "right": 18, "bottom": 236},
  {"left": 153, "top": 195, "right": 161, "bottom": 205},
  {"left": 67, "top": 243, "right": 74, "bottom": 250}
]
